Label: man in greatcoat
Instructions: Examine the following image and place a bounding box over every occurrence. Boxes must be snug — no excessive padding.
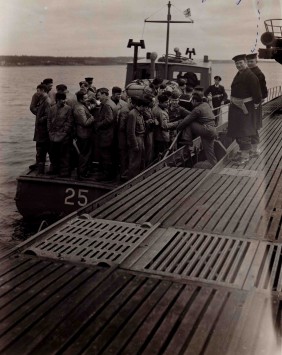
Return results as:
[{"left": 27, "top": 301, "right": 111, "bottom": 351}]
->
[
  {"left": 126, "top": 97, "right": 149, "bottom": 179},
  {"left": 47, "top": 92, "right": 73, "bottom": 177},
  {"left": 73, "top": 90, "right": 95, "bottom": 179},
  {"left": 32, "top": 84, "right": 51, "bottom": 174},
  {"left": 246, "top": 53, "right": 268, "bottom": 157},
  {"left": 227, "top": 54, "right": 262, "bottom": 165},
  {"left": 95, "top": 88, "right": 115, "bottom": 181}
]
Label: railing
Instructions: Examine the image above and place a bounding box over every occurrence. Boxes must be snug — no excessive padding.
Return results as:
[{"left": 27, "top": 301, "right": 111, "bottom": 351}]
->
[
  {"left": 264, "top": 19, "right": 282, "bottom": 37},
  {"left": 267, "top": 85, "right": 282, "bottom": 102}
]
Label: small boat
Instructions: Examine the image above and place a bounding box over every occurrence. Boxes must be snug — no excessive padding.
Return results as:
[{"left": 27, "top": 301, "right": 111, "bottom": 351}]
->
[{"left": 15, "top": 5, "right": 281, "bottom": 222}]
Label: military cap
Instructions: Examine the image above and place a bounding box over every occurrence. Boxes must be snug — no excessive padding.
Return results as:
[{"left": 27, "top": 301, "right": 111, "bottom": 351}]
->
[
  {"left": 112, "top": 86, "right": 122, "bottom": 94},
  {"left": 42, "top": 78, "right": 53, "bottom": 85},
  {"left": 56, "top": 84, "right": 68, "bottom": 93},
  {"left": 98, "top": 87, "right": 109, "bottom": 94},
  {"left": 232, "top": 54, "right": 246, "bottom": 62},
  {"left": 178, "top": 78, "right": 186, "bottom": 86},
  {"left": 37, "top": 84, "right": 48, "bottom": 92},
  {"left": 186, "top": 86, "right": 194, "bottom": 93},
  {"left": 158, "top": 94, "right": 170, "bottom": 103},
  {"left": 85, "top": 77, "right": 94, "bottom": 82},
  {"left": 79, "top": 80, "right": 89, "bottom": 87},
  {"left": 194, "top": 86, "right": 204, "bottom": 92},
  {"left": 171, "top": 90, "right": 180, "bottom": 99},
  {"left": 214, "top": 76, "right": 222, "bottom": 81},
  {"left": 246, "top": 53, "right": 258, "bottom": 59},
  {"left": 152, "top": 77, "right": 163, "bottom": 85}
]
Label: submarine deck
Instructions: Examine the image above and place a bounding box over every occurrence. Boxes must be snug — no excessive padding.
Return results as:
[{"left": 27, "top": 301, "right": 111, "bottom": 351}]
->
[{"left": 1, "top": 97, "right": 282, "bottom": 354}]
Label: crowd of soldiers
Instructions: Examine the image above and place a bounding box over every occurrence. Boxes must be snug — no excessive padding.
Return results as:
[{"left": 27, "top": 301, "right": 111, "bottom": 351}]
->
[{"left": 29, "top": 52, "right": 267, "bottom": 181}]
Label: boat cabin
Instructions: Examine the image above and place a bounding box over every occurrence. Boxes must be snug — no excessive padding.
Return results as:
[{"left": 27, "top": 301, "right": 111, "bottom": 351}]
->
[{"left": 125, "top": 55, "right": 212, "bottom": 89}]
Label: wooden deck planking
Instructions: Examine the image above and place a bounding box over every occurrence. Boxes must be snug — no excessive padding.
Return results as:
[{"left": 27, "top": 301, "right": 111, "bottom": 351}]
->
[
  {"left": 206, "top": 173, "right": 265, "bottom": 235},
  {"left": 181, "top": 175, "right": 246, "bottom": 232},
  {"left": 163, "top": 173, "right": 227, "bottom": 228},
  {"left": 134, "top": 169, "right": 207, "bottom": 225},
  {"left": 108, "top": 168, "right": 196, "bottom": 222},
  {"left": 90, "top": 166, "right": 181, "bottom": 219},
  {"left": 226, "top": 291, "right": 282, "bottom": 355},
  {"left": 0, "top": 266, "right": 98, "bottom": 353},
  {"left": 244, "top": 169, "right": 282, "bottom": 240}
]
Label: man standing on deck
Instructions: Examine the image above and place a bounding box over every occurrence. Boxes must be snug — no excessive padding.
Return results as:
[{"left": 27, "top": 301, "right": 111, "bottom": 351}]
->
[
  {"left": 30, "top": 78, "right": 55, "bottom": 117},
  {"left": 127, "top": 97, "right": 149, "bottom": 179},
  {"left": 95, "top": 88, "right": 115, "bottom": 181},
  {"left": 246, "top": 53, "right": 268, "bottom": 157},
  {"left": 32, "top": 84, "right": 51, "bottom": 174},
  {"left": 228, "top": 54, "right": 262, "bottom": 165},
  {"left": 204, "top": 76, "right": 228, "bottom": 127},
  {"left": 73, "top": 90, "right": 95, "bottom": 179},
  {"left": 47, "top": 92, "right": 73, "bottom": 177}
]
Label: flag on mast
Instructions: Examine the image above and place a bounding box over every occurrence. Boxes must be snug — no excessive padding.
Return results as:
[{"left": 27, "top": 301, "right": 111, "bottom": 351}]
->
[{"left": 183, "top": 8, "right": 191, "bottom": 18}]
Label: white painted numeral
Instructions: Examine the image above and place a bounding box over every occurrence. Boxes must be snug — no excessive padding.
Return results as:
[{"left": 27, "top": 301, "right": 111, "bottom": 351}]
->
[
  {"left": 64, "top": 188, "right": 88, "bottom": 206},
  {"left": 78, "top": 189, "right": 88, "bottom": 206}
]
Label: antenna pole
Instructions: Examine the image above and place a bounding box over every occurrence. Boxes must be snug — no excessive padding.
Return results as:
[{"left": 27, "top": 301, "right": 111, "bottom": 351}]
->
[
  {"left": 165, "top": 2, "right": 171, "bottom": 79},
  {"left": 145, "top": 2, "right": 193, "bottom": 80}
]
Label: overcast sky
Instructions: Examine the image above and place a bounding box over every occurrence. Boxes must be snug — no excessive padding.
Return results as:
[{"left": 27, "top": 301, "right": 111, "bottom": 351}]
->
[{"left": 0, "top": 0, "right": 281, "bottom": 60}]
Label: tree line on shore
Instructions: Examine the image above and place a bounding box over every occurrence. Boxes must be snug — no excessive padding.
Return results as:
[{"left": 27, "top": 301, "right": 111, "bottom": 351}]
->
[{"left": 0, "top": 55, "right": 133, "bottom": 66}]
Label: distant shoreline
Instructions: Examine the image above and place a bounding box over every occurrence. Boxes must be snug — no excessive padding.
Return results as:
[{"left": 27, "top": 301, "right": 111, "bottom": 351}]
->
[{"left": 0, "top": 55, "right": 274, "bottom": 66}]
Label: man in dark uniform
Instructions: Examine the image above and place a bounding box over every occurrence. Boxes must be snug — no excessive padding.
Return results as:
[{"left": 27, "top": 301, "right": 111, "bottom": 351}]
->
[
  {"left": 126, "top": 97, "right": 148, "bottom": 179},
  {"left": 47, "top": 92, "right": 73, "bottom": 177},
  {"left": 32, "top": 84, "right": 51, "bottom": 174},
  {"left": 204, "top": 76, "right": 228, "bottom": 126},
  {"left": 228, "top": 54, "right": 262, "bottom": 165},
  {"left": 95, "top": 88, "right": 115, "bottom": 181},
  {"left": 168, "top": 91, "right": 190, "bottom": 148},
  {"left": 179, "top": 86, "right": 194, "bottom": 111},
  {"left": 246, "top": 53, "right": 268, "bottom": 157}
]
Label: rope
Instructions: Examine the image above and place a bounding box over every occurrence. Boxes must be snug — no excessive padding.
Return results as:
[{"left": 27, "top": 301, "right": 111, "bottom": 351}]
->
[{"left": 144, "top": 5, "right": 167, "bottom": 21}]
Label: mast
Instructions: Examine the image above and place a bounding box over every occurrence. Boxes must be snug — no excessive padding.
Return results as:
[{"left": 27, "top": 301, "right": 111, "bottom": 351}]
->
[{"left": 145, "top": 1, "right": 193, "bottom": 79}]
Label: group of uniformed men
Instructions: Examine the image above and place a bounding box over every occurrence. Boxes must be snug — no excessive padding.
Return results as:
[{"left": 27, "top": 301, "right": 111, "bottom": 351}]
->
[{"left": 29, "top": 52, "right": 267, "bottom": 181}]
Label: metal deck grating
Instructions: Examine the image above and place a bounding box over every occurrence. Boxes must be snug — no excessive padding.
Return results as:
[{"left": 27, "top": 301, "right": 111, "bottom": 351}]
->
[
  {"left": 0, "top": 256, "right": 280, "bottom": 355},
  {"left": 23, "top": 217, "right": 160, "bottom": 266},
  {"left": 243, "top": 241, "right": 282, "bottom": 292},
  {"left": 129, "top": 228, "right": 259, "bottom": 289}
]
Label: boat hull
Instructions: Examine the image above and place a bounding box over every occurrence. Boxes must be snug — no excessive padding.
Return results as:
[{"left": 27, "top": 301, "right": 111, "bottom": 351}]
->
[{"left": 15, "top": 174, "right": 114, "bottom": 220}]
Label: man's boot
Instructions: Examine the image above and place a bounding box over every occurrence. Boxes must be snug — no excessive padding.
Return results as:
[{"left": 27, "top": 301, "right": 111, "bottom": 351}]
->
[
  {"left": 234, "top": 150, "right": 250, "bottom": 165},
  {"left": 250, "top": 144, "right": 261, "bottom": 157},
  {"left": 37, "top": 163, "right": 45, "bottom": 175}
]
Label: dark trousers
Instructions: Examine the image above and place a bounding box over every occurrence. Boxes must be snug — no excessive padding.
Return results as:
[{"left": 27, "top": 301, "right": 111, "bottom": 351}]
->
[
  {"left": 128, "top": 136, "right": 145, "bottom": 179},
  {"left": 181, "top": 122, "right": 217, "bottom": 166},
  {"left": 49, "top": 139, "right": 71, "bottom": 175},
  {"left": 144, "top": 131, "right": 154, "bottom": 166},
  {"left": 236, "top": 131, "right": 260, "bottom": 151},
  {"left": 154, "top": 141, "right": 170, "bottom": 158},
  {"left": 99, "top": 146, "right": 115, "bottom": 179},
  {"left": 36, "top": 141, "right": 50, "bottom": 164},
  {"left": 77, "top": 137, "right": 92, "bottom": 176},
  {"left": 212, "top": 107, "right": 221, "bottom": 127}
]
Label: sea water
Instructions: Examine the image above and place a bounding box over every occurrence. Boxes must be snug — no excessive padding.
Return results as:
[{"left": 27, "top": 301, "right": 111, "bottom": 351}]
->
[{"left": 0, "top": 62, "right": 281, "bottom": 241}]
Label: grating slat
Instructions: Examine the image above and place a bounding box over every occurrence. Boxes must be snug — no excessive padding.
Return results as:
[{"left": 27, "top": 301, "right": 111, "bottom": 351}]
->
[
  {"left": 243, "top": 242, "right": 282, "bottom": 292},
  {"left": 130, "top": 228, "right": 258, "bottom": 288},
  {"left": 23, "top": 218, "right": 158, "bottom": 266}
]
